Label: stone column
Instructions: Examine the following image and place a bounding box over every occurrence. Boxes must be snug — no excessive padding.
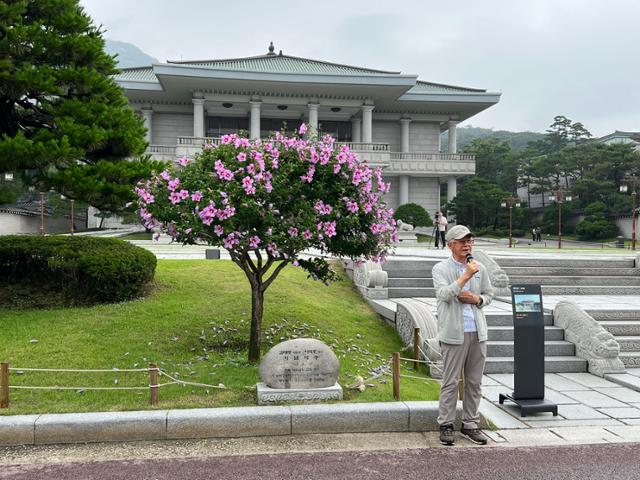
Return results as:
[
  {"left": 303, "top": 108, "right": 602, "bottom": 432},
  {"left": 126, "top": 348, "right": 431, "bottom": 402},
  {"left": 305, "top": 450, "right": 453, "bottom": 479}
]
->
[
  {"left": 192, "top": 97, "right": 205, "bottom": 138},
  {"left": 307, "top": 103, "right": 319, "bottom": 135},
  {"left": 447, "top": 177, "right": 457, "bottom": 202},
  {"left": 351, "top": 118, "right": 362, "bottom": 143},
  {"left": 447, "top": 120, "right": 458, "bottom": 154},
  {"left": 141, "top": 108, "right": 153, "bottom": 144},
  {"left": 400, "top": 118, "right": 411, "bottom": 153},
  {"left": 249, "top": 100, "right": 262, "bottom": 140},
  {"left": 361, "top": 105, "right": 374, "bottom": 143},
  {"left": 399, "top": 176, "right": 409, "bottom": 205}
]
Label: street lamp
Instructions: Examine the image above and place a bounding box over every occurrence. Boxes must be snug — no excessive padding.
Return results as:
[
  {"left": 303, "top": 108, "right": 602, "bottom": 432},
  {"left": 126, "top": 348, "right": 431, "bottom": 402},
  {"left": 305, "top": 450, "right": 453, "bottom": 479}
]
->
[
  {"left": 620, "top": 176, "right": 638, "bottom": 251},
  {"left": 501, "top": 196, "right": 521, "bottom": 248},
  {"left": 39, "top": 192, "right": 45, "bottom": 236},
  {"left": 548, "top": 188, "right": 573, "bottom": 249},
  {"left": 60, "top": 195, "right": 75, "bottom": 235}
]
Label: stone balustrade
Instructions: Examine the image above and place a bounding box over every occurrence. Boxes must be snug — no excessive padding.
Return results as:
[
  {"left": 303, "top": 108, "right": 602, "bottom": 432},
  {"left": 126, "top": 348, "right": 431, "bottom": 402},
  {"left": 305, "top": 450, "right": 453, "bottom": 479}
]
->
[
  {"left": 387, "top": 153, "right": 475, "bottom": 176},
  {"left": 146, "top": 139, "right": 475, "bottom": 177}
]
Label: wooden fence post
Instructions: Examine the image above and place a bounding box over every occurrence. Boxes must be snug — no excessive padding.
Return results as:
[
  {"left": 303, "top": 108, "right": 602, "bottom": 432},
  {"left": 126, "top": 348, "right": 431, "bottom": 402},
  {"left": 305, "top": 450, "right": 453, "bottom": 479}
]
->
[
  {"left": 458, "top": 369, "right": 464, "bottom": 400},
  {"left": 413, "top": 328, "right": 420, "bottom": 370},
  {"left": 149, "top": 363, "right": 159, "bottom": 406},
  {"left": 1, "top": 363, "right": 9, "bottom": 408},
  {"left": 392, "top": 352, "right": 400, "bottom": 401}
]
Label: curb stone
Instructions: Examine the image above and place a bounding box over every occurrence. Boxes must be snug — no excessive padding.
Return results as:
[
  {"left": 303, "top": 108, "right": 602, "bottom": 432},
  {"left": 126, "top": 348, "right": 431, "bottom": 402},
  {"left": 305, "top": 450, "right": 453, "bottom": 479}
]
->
[{"left": 0, "top": 401, "right": 472, "bottom": 446}]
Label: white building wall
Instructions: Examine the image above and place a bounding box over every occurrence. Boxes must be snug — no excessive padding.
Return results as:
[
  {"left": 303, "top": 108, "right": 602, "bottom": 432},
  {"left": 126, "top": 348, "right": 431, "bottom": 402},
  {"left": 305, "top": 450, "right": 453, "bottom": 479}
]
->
[
  {"left": 372, "top": 121, "right": 400, "bottom": 151},
  {"left": 372, "top": 120, "right": 440, "bottom": 152},
  {"left": 152, "top": 113, "right": 193, "bottom": 145},
  {"left": 409, "top": 122, "right": 440, "bottom": 153},
  {"left": 0, "top": 213, "right": 72, "bottom": 235},
  {"left": 382, "top": 176, "right": 440, "bottom": 216}
]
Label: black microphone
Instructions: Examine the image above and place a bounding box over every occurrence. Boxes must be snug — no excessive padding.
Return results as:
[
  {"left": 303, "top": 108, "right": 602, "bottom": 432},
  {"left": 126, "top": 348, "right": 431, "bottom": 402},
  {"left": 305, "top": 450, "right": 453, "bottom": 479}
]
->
[{"left": 466, "top": 254, "right": 479, "bottom": 278}]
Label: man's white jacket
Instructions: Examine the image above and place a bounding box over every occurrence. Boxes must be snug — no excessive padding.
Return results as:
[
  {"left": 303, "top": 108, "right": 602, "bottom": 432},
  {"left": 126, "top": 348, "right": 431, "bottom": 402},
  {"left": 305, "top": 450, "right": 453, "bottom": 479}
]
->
[{"left": 432, "top": 257, "right": 495, "bottom": 345}]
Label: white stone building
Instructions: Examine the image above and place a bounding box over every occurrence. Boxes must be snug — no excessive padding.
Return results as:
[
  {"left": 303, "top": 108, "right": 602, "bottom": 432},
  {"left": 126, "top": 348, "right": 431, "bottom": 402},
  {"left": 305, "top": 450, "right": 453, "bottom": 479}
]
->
[{"left": 115, "top": 44, "right": 500, "bottom": 215}]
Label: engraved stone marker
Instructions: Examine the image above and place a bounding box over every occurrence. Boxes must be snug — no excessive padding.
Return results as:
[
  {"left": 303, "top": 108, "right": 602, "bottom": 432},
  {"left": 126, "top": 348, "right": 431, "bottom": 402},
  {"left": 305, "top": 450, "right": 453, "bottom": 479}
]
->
[{"left": 257, "top": 338, "right": 343, "bottom": 404}]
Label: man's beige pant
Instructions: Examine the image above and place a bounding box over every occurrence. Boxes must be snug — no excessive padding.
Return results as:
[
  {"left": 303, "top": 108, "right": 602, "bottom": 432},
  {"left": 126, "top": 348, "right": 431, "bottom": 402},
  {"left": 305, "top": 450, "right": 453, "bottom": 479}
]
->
[{"left": 437, "top": 332, "right": 487, "bottom": 429}]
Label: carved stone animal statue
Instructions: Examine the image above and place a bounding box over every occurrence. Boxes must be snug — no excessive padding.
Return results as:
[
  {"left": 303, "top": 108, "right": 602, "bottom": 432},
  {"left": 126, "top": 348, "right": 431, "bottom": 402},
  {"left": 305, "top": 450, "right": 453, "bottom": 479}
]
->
[{"left": 554, "top": 300, "right": 625, "bottom": 376}]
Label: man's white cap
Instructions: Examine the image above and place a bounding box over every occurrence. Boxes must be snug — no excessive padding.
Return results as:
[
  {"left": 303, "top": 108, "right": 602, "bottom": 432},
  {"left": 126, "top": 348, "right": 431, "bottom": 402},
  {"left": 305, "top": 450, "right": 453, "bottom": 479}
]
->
[{"left": 445, "top": 225, "right": 473, "bottom": 242}]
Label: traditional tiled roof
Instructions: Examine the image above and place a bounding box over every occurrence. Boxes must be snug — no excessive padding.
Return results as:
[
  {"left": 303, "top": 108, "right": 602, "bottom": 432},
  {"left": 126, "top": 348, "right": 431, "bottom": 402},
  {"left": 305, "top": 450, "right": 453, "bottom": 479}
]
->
[
  {"left": 597, "top": 131, "right": 640, "bottom": 142},
  {"left": 0, "top": 199, "right": 54, "bottom": 216},
  {"left": 406, "top": 80, "right": 486, "bottom": 94},
  {"left": 114, "top": 49, "right": 488, "bottom": 95},
  {"left": 115, "top": 66, "right": 157, "bottom": 82},
  {"left": 165, "top": 53, "right": 400, "bottom": 76}
]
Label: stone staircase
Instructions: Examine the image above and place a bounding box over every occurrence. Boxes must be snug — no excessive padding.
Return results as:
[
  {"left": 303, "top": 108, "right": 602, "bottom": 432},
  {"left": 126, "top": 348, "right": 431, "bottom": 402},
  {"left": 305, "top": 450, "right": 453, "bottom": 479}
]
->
[
  {"left": 586, "top": 310, "right": 640, "bottom": 368},
  {"left": 382, "top": 259, "right": 437, "bottom": 298},
  {"left": 483, "top": 310, "right": 586, "bottom": 374},
  {"left": 377, "top": 254, "right": 640, "bottom": 373},
  {"left": 495, "top": 257, "right": 640, "bottom": 295}
]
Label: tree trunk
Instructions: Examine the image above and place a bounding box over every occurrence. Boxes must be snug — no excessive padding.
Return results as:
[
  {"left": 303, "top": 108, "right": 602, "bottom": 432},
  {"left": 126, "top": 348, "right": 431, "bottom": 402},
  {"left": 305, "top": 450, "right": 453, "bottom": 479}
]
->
[{"left": 248, "top": 284, "right": 264, "bottom": 363}]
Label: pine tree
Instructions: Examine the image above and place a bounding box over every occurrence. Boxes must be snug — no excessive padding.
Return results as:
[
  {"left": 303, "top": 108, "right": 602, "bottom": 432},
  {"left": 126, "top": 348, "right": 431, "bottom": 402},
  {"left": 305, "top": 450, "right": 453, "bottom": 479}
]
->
[{"left": 0, "top": 0, "right": 159, "bottom": 211}]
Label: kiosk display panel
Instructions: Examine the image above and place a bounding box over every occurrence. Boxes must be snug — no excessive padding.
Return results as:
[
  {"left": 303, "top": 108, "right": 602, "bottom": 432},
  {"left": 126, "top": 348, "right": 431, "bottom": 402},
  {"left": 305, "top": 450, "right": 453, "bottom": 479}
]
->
[{"left": 498, "top": 284, "right": 558, "bottom": 417}]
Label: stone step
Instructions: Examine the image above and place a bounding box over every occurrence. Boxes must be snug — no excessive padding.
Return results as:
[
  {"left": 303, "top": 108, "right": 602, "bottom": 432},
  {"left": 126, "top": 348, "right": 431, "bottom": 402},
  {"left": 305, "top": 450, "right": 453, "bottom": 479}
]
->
[
  {"left": 502, "top": 267, "right": 640, "bottom": 277},
  {"left": 619, "top": 352, "right": 640, "bottom": 368},
  {"left": 540, "top": 286, "right": 640, "bottom": 295},
  {"left": 382, "top": 267, "right": 432, "bottom": 278},
  {"left": 382, "top": 260, "right": 438, "bottom": 269},
  {"left": 487, "top": 341, "right": 575, "bottom": 357},
  {"left": 387, "top": 287, "right": 435, "bottom": 298},
  {"left": 484, "top": 356, "right": 587, "bottom": 374},
  {"left": 508, "top": 276, "right": 640, "bottom": 286},
  {"left": 588, "top": 311, "right": 640, "bottom": 322},
  {"left": 484, "top": 313, "right": 554, "bottom": 327},
  {"left": 387, "top": 277, "right": 433, "bottom": 288},
  {"left": 600, "top": 321, "right": 640, "bottom": 336},
  {"left": 487, "top": 326, "right": 564, "bottom": 341},
  {"left": 617, "top": 336, "right": 640, "bottom": 352},
  {"left": 495, "top": 257, "right": 635, "bottom": 268}
]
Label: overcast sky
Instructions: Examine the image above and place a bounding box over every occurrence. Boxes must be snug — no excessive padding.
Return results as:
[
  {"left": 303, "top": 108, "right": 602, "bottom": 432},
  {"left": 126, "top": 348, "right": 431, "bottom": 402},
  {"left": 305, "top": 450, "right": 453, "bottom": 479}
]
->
[{"left": 79, "top": 0, "right": 639, "bottom": 137}]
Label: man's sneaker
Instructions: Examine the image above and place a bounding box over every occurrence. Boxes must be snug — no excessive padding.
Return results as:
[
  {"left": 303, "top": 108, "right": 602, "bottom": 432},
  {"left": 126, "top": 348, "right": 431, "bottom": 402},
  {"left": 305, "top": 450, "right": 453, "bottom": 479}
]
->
[
  {"left": 460, "top": 427, "right": 488, "bottom": 445},
  {"left": 439, "top": 423, "right": 455, "bottom": 446}
]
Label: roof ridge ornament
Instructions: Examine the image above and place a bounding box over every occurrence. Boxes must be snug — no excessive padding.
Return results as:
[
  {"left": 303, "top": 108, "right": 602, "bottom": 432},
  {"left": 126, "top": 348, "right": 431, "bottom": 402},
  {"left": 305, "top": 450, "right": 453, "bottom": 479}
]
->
[{"left": 267, "top": 41, "right": 276, "bottom": 55}]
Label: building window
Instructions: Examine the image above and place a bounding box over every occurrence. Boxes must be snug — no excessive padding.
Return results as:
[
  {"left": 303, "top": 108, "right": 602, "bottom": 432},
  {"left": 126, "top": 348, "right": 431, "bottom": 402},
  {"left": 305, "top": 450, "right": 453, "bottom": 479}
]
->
[
  {"left": 318, "top": 121, "right": 352, "bottom": 142},
  {"left": 207, "top": 117, "right": 249, "bottom": 137}
]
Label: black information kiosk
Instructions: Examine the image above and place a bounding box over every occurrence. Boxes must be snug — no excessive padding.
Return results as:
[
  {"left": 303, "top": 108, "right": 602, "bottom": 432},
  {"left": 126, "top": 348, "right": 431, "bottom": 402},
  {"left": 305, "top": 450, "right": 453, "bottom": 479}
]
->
[{"left": 499, "top": 284, "right": 558, "bottom": 417}]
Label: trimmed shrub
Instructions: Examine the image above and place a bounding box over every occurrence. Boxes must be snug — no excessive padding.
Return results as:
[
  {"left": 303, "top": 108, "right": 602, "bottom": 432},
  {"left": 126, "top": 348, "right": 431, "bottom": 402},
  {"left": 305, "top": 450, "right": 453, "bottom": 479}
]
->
[
  {"left": 0, "top": 235, "right": 156, "bottom": 306},
  {"left": 393, "top": 203, "right": 433, "bottom": 228},
  {"left": 575, "top": 218, "right": 619, "bottom": 240},
  {"left": 575, "top": 201, "right": 619, "bottom": 240}
]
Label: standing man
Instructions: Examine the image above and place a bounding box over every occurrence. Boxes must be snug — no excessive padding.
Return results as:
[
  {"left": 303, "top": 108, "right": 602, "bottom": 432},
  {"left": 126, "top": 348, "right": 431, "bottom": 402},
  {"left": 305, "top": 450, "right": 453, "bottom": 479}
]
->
[
  {"left": 432, "top": 225, "right": 494, "bottom": 446},
  {"left": 434, "top": 211, "right": 448, "bottom": 249}
]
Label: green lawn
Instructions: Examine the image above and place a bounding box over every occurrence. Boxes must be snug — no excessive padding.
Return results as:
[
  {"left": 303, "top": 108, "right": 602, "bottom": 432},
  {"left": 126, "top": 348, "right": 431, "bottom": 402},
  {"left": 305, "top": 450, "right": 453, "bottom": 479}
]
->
[{"left": 0, "top": 260, "right": 438, "bottom": 415}]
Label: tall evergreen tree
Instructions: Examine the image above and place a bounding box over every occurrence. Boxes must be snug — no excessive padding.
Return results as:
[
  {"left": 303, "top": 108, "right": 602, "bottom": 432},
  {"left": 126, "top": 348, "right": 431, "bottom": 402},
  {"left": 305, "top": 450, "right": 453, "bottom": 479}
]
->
[{"left": 0, "top": 0, "right": 159, "bottom": 211}]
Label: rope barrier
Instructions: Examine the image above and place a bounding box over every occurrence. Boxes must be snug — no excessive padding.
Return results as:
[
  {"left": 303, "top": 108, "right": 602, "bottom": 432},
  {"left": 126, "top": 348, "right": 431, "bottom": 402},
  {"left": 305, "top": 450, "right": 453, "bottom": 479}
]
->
[
  {"left": 397, "top": 356, "right": 429, "bottom": 364},
  {"left": 158, "top": 371, "right": 227, "bottom": 389},
  {"left": 8, "top": 367, "right": 157, "bottom": 373},
  {"left": 9, "top": 385, "right": 152, "bottom": 391},
  {"left": 396, "top": 373, "right": 440, "bottom": 384}
]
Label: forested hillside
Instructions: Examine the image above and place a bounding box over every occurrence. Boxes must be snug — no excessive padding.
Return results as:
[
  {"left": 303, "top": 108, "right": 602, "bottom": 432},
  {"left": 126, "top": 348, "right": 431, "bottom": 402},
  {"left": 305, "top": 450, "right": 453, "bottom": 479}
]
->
[{"left": 442, "top": 126, "right": 545, "bottom": 151}]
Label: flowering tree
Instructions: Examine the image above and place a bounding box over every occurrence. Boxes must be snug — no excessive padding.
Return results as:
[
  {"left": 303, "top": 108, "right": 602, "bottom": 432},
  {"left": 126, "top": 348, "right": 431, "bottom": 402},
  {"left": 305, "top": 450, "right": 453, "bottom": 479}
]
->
[{"left": 136, "top": 125, "right": 397, "bottom": 362}]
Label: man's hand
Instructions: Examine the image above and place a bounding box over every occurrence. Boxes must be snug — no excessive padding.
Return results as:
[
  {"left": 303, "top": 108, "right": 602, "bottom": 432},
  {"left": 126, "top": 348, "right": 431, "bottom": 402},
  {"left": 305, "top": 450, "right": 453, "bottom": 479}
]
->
[
  {"left": 464, "top": 260, "right": 479, "bottom": 280},
  {"left": 458, "top": 291, "right": 481, "bottom": 305}
]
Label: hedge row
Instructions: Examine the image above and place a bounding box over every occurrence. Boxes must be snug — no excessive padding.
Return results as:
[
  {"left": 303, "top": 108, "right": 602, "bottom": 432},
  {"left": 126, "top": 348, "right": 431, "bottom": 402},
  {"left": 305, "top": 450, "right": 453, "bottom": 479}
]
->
[{"left": 0, "top": 235, "right": 157, "bottom": 305}]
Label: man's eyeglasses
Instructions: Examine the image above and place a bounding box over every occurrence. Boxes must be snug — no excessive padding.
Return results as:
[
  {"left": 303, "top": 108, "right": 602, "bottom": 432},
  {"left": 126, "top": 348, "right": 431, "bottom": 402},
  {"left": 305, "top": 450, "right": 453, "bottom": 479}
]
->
[{"left": 455, "top": 238, "right": 474, "bottom": 245}]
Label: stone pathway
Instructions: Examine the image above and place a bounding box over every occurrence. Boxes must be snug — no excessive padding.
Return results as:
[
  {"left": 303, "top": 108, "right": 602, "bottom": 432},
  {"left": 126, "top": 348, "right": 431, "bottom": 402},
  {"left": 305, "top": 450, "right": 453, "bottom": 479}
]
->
[{"left": 480, "top": 369, "right": 640, "bottom": 445}]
